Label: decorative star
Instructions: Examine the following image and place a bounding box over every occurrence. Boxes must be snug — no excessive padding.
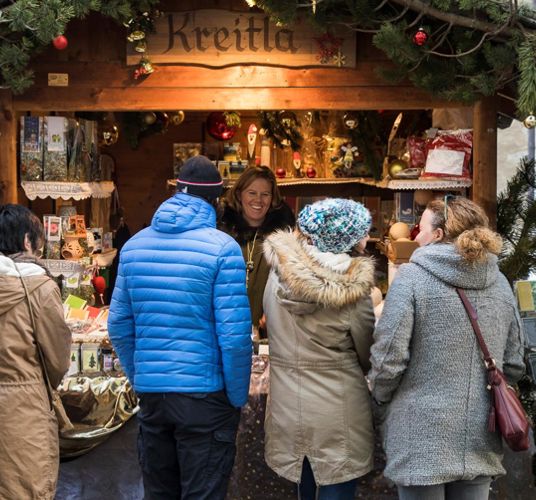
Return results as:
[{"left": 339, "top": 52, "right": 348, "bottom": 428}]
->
[{"left": 332, "top": 50, "right": 346, "bottom": 67}]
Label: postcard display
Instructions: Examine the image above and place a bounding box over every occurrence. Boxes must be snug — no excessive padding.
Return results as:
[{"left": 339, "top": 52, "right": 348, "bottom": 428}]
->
[{"left": 20, "top": 116, "right": 135, "bottom": 455}]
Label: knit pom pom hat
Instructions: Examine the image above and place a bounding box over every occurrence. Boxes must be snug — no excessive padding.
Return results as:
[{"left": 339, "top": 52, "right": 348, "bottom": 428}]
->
[
  {"left": 297, "top": 198, "right": 371, "bottom": 254},
  {"left": 177, "top": 155, "right": 223, "bottom": 202}
]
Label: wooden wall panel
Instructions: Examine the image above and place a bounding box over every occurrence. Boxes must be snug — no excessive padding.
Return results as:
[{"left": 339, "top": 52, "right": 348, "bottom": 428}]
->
[{"left": 0, "top": 91, "right": 17, "bottom": 204}]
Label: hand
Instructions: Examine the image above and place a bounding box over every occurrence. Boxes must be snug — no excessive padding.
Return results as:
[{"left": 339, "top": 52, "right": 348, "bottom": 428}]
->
[{"left": 258, "top": 314, "right": 267, "bottom": 330}]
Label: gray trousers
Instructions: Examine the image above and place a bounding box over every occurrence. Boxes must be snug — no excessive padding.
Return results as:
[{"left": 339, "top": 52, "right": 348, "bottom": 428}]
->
[{"left": 397, "top": 476, "right": 492, "bottom": 500}]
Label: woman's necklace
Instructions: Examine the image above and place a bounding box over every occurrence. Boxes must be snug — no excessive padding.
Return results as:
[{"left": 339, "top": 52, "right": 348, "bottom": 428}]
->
[{"left": 246, "top": 230, "right": 259, "bottom": 287}]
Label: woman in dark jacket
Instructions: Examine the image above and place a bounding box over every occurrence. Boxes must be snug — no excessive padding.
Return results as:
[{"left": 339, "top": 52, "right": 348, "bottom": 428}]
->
[
  {"left": 219, "top": 166, "right": 295, "bottom": 331},
  {"left": 219, "top": 166, "right": 296, "bottom": 499}
]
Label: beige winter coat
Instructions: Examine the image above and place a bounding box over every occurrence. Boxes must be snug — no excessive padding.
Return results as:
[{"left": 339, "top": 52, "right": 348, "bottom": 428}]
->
[
  {"left": 0, "top": 256, "right": 71, "bottom": 500},
  {"left": 262, "top": 230, "right": 376, "bottom": 485}
]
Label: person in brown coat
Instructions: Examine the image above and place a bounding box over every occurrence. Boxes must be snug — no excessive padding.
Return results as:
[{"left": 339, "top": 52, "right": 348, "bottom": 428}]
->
[
  {"left": 0, "top": 204, "right": 71, "bottom": 500},
  {"left": 263, "top": 198, "right": 376, "bottom": 500}
]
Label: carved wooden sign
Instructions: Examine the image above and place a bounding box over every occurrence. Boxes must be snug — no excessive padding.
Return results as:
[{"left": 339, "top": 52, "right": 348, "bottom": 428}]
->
[{"left": 126, "top": 10, "right": 356, "bottom": 68}]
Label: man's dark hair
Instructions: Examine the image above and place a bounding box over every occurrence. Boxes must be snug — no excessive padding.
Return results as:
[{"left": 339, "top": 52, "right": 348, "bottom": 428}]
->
[{"left": 0, "top": 204, "right": 44, "bottom": 254}]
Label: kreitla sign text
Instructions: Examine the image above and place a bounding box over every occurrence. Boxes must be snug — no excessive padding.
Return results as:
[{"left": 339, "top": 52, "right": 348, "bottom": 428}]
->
[{"left": 126, "top": 10, "right": 356, "bottom": 68}]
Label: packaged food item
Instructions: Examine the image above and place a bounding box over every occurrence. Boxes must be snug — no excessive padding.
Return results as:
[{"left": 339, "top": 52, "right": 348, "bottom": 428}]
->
[
  {"left": 67, "top": 344, "right": 81, "bottom": 376},
  {"left": 81, "top": 343, "right": 100, "bottom": 373},
  {"left": 422, "top": 129, "right": 473, "bottom": 178}
]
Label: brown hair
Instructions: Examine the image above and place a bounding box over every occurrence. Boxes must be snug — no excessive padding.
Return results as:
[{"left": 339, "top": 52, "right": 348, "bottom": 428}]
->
[
  {"left": 225, "top": 166, "right": 283, "bottom": 213},
  {"left": 427, "top": 196, "right": 502, "bottom": 262}
]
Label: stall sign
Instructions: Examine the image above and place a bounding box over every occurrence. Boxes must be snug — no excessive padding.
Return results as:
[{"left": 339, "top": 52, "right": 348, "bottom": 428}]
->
[{"left": 126, "top": 9, "right": 356, "bottom": 68}]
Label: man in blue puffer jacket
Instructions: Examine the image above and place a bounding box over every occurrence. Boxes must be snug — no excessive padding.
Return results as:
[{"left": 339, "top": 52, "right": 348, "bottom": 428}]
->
[{"left": 108, "top": 156, "right": 252, "bottom": 500}]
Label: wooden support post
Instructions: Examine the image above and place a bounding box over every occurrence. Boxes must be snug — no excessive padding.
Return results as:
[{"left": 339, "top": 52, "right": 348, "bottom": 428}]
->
[
  {"left": 0, "top": 90, "right": 17, "bottom": 204},
  {"left": 472, "top": 97, "right": 498, "bottom": 228}
]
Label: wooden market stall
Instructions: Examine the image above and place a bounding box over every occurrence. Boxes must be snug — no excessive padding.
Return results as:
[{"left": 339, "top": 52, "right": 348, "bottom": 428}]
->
[{"left": 0, "top": 0, "right": 497, "bottom": 227}]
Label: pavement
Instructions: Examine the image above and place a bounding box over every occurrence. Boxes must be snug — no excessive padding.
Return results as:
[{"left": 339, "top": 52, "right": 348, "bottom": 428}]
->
[{"left": 55, "top": 418, "right": 536, "bottom": 500}]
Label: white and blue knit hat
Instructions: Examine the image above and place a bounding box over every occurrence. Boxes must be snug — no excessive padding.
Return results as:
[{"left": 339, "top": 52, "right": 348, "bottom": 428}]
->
[{"left": 298, "top": 198, "right": 371, "bottom": 254}]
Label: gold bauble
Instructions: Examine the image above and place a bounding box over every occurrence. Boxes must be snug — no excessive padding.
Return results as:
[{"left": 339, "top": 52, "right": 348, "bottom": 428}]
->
[
  {"left": 388, "top": 159, "right": 408, "bottom": 178},
  {"left": 389, "top": 222, "right": 411, "bottom": 241},
  {"left": 144, "top": 112, "right": 157, "bottom": 125}
]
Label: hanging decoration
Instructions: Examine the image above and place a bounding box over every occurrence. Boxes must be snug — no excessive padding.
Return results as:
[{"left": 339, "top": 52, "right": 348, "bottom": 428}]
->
[
  {"left": 52, "top": 35, "right": 68, "bottom": 50},
  {"left": 259, "top": 111, "right": 302, "bottom": 151},
  {"left": 133, "top": 56, "right": 154, "bottom": 79},
  {"left": 207, "top": 112, "right": 238, "bottom": 141},
  {"left": 247, "top": 124, "right": 258, "bottom": 160},
  {"left": 143, "top": 112, "right": 157, "bottom": 125},
  {"left": 343, "top": 112, "right": 359, "bottom": 130},
  {"left": 126, "top": 10, "right": 160, "bottom": 80},
  {"left": 412, "top": 27, "right": 429, "bottom": 47},
  {"left": 314, "top": 32, "right": 343, "bottom": 64},
  {"left": 523, "top": 114, "right": 536, "bottom": 129},
  {"left": 170, "top": 111, "right": 185, "bottom": 126},
  {"left": 100, "top": 123, "right": 119, "bottom": 147}
]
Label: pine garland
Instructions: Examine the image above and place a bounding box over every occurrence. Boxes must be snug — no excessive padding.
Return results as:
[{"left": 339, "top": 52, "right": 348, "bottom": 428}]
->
[
  {"left": 0, "top": 0, "right": 158, "bottom": 94},
  {"left": 497, "top": 157, "right": 536, "bottom": 284},
  {"left": 255, "top": 0, "right": 536, "bottom": 117}
]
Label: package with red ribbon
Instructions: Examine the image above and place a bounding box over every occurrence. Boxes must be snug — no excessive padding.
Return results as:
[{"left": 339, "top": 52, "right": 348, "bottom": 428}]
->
[{"left": 422, "top": 129, "right": 473, "bottom": 178}]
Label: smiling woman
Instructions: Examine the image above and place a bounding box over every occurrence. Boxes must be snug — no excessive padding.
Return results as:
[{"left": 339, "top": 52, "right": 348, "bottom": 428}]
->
[{"left": 218, "top": 166, "right": 295, "bottom": 331}]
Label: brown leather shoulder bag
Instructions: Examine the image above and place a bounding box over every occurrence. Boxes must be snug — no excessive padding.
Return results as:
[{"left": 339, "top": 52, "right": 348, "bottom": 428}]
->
[{"left": 456, "top": 288, "right": 530, "bottom": 452}]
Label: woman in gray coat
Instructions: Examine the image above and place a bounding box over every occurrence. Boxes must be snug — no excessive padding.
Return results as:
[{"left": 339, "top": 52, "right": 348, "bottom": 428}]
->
[
  {"left": 369, "top": 196, "right": 526, "bottom": 500},
  {"left": 263, "top": 198, "right": 376, "bottom": 500}
]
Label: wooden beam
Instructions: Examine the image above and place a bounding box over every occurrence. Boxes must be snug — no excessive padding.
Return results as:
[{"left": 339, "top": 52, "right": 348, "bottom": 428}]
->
[
  {"left": 13, "top": 86, "right": 458, "bottom": 112},
  {"left": 472, "top": 97, "right": 497, "bottom": 228},
  {"left": 0, "top": 90, "right": 17, "bottom": 204}
]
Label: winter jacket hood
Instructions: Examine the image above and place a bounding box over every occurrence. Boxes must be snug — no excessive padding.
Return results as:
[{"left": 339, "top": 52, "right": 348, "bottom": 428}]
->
[
  {"left": 0, "top": 254, "right": 48, "bottom": 317},
  {"left": 410, "top": 243, "right": 498, "bottom": 289},
  {"left": 264, "top": 229, "right": 375, "bottom": 312},
  {"left": 152, "top": 192, "right": 216, "bottom": 233}
]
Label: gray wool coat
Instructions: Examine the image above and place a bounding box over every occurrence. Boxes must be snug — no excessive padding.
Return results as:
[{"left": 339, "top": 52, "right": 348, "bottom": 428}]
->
[{"left": 369, "top": 243, "right": 526, "bottom": 487}]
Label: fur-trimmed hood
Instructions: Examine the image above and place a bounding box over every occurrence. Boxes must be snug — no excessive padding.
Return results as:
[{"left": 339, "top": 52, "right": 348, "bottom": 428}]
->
[
  {"left": 219, "top": 202, "right": 295, "bottom": 243},
  {"left": 264, "top": 229, "right": 375, "bottom": 310}
]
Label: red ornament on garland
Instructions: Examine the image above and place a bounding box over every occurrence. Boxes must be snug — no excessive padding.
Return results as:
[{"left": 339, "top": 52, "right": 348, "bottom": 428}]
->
[
  {"left": 412, "top": 28, "right": 428, "bottom": 47},
  {"left": 306, "top": 167, "right": 317, "bottom": 178},
  {"left": 275, "top": 168, "right": 286, "bottom": 179},
  {"left": 206, "top": 112, "right": 237, "bottom": 141},
  {"left": 52, "top": 35, "right": 68, "bottom": 50}
]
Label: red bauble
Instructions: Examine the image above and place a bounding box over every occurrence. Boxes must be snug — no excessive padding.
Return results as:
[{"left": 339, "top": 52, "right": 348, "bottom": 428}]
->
[
  {"left": 206, "top": 112, "right": 237, "bottom": 141},
  {"left": 410, "top": 224, "right": 420, "bottom": 241},
  {"left": 306, "top": 167, "right": 317, "bottom": 178},
  {"left": 275, "top": 168, "right": 286, "bottom": 179},
  {"left": 92, "top": 275, "right": 106, "bottom": 295},
  {"left": 53, "top": 35, "right": 68, "bottom": 50},
  {"left": 412, "top": 28, "right": 428, "bottom": 46}
]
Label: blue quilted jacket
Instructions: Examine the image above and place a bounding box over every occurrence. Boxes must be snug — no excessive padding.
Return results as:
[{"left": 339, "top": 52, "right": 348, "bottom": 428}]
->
[{"left": 108, "top": 193, "right": 252, "bottom": 407}]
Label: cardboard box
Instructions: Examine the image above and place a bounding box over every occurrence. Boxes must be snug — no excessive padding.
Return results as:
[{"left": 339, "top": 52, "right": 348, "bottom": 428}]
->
[{"left": 387, "top": 239, "right": 419, "bottom": 264}]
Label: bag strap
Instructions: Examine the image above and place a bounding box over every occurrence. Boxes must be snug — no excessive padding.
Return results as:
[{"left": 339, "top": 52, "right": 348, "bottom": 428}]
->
[
  {"left": 455, "top": 288, "right": 496, "bottom": 370},
  {"left": 16, "top": 267, "right": 57, "bottom": 408}
]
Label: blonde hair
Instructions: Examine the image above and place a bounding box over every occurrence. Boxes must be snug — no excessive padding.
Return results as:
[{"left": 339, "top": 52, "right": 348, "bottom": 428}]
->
[
  {"left": 427, "top": 197, "right": 502, "bottom": 262},
  {"left": 225, "top": 166, "right": 283, "bottom": 213}
]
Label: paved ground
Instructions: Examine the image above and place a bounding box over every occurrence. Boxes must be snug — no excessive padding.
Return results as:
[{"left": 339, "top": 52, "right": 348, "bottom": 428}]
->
[{"left": 55, "top": 418, "right": 536, "bottom": 500}]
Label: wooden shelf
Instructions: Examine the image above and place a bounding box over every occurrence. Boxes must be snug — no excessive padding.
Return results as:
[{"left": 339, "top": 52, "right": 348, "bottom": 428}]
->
[
  {"left": 21, "top": 181, "right": 116, "bottom": 200},
  {"left": 167, "top": 176, "right": 471, "bottom": 191}
]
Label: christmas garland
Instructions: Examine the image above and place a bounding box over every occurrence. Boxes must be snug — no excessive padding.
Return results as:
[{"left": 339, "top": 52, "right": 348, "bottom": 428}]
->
[
  {"left": 259, "top": 111, "right": 303, "bottom": 151},
  {"left": 253, "top": 0, "right": 536, "bottom": 120}
]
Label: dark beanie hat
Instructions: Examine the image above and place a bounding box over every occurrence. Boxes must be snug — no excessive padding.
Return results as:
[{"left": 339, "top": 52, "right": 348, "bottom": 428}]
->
[{"left": 177, "top": 155, "right": 223, "bottom": 202}]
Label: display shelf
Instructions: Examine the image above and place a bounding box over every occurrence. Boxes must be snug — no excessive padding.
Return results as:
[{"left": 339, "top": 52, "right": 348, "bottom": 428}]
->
[
  {"left": 43, "top": 259, "right": 87, "bottom": 277},
  {"left": 167, "top": 176, "right": 471, "bottom": 191},
  {"left": 385, "top": 178, "right": 472, "bottom": 190},
  {"left": 21, "top": 181, "right": 116, "bottom": 200}
]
